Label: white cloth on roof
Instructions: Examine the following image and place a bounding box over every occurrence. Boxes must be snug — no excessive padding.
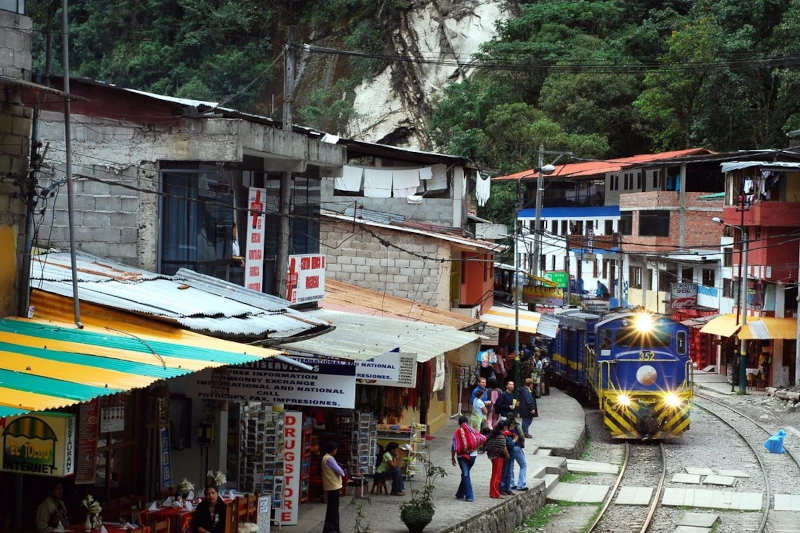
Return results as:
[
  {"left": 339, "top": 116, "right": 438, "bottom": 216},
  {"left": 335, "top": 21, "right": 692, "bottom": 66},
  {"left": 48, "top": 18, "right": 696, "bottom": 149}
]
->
[
  {"left": 334, "top": 165, "right": 364, "bottom": 192},
  {"left": 392, "top": 168, "right": 420, "bottom": 197},
  {"left": 427, "top": 164, "right": 448, "bottom": 191},
  {"left": 475, "top": 171, "right": 492, "bottom": 207},
  {"left": 407, "top": 195, "right": 424, "bottom": 204},
  {"left": 363, "top": 168, "right": 393, "bottom": 198},
  {"left": 418, "top": 166, "right": 433, "bottom": 180}
]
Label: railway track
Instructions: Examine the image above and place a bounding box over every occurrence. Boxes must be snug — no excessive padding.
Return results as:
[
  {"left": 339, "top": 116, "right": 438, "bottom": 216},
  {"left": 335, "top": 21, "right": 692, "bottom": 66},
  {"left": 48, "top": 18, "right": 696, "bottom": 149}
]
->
[
  {"left": 586, "top": 441, "right": 666, "bottom": 533},
  {"left": 694, "top": 392, "right": 800, "bottom": 533}
]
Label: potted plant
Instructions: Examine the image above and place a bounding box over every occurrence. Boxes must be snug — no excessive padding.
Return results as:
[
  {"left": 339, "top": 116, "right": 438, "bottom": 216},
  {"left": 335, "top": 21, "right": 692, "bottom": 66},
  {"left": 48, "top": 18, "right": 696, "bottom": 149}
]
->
[
  {"left": 399, "top": 454, "right": 446, "bottom": 533},
  {"left": 81, "top": 495, "right": 102, "bottom": 531},
  {"left": 207, "top": 470, "right": 226, "bottom": 489},
  {"left": 178, "top": 478, "right": 195, "bottom": 500}
]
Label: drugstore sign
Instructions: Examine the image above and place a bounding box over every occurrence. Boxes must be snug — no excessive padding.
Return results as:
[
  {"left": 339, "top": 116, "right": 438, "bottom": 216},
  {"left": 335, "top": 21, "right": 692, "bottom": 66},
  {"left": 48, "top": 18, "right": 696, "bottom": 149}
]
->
[{"left": 0, "top": 413, "right": 76, "bottom": 477}]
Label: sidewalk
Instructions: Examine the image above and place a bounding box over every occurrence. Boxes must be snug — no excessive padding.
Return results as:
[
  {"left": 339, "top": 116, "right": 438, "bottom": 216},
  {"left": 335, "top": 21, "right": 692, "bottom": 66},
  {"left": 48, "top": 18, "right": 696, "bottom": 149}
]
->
[
  {"left": 296, "top": 387, "right": 586, "bottom": 533},
  {"left": 693, "top": 369, "right": 766, "bottom": 396}
]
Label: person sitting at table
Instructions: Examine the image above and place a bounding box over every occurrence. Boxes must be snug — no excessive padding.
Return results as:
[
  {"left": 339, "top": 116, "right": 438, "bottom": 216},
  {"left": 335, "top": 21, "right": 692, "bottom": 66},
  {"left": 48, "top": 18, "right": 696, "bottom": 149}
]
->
[
  {"left": 374, "top": 442, "right": 405, "bottom": 496},
  {"left": 36, "top": 479, "right": 70, "bottom": 533},
  {"left": 192, "top": 485, "right": 226, "bottom": 533}
]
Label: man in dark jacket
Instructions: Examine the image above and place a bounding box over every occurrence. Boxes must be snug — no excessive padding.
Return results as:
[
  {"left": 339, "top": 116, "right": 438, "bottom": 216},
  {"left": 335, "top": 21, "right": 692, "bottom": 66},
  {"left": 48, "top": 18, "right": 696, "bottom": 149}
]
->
[
  {"left": 495, "top": 381, "right": 516, "bottom": 419},
  {"left": 519, "top": 378, "right": 538, "bottom": 438}
]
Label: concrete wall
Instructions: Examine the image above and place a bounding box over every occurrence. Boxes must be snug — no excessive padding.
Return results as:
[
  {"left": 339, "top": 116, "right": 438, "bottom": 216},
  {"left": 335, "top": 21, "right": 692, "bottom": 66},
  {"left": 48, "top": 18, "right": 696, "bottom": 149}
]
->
[
  {"left": 0, "top": 10, "right": 32, "bottom": 80},
  {"left": 320, "top": 218, "right": 452, "bottom": 309}
]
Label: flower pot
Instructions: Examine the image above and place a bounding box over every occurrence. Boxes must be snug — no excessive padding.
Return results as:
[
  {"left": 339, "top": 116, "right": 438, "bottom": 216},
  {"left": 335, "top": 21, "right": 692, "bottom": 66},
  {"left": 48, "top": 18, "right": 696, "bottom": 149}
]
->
[
  {"left": 84, "top": 516, "right": 92, "bottom": 531},
  {"left": 400, "top": 506, "right": 433, "bottom": 533}
]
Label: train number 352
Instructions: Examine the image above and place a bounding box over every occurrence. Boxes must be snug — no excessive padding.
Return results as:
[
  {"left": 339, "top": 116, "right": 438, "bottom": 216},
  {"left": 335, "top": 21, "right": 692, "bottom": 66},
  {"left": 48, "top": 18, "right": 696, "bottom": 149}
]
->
[{"left": 639, "top": 351, "right": 656, "bottom": 361}]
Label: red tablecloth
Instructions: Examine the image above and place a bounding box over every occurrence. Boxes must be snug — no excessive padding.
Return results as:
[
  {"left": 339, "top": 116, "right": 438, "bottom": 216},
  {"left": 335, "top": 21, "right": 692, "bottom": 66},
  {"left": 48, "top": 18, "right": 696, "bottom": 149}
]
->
[{"left": 70, "top": 524, "right": 133, "bottom": 533}]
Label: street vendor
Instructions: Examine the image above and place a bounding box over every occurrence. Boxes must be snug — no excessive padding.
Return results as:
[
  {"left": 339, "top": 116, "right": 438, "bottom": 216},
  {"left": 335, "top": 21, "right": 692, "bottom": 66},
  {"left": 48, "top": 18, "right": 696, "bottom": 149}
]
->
[{"left": 36, "top": 480, "right": 69, "bottom": 533}]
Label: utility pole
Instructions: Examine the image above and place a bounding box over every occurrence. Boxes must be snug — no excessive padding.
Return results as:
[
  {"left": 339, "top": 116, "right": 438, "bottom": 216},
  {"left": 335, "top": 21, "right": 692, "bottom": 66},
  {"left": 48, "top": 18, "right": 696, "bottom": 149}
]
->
[
  {"left": 565, "top": 238, "right": 571, "bottom": 307},
  {"left": 514, "top": 178, "right": 521, "bottom": 397},
  {"left": 62, "top": 0, "right": 82, "bottom": 328},
  {"left": 532, "top": 144, "right": 545, "bottom": 279},
  {"left": 276, "top": 26, "right": 295, "bottom": 299},
  {"left": 795, "top": 243, "right": 800, "bottom": 388},
  {"left": 738, "top": 228, "right": 748, "bottom": 394}
]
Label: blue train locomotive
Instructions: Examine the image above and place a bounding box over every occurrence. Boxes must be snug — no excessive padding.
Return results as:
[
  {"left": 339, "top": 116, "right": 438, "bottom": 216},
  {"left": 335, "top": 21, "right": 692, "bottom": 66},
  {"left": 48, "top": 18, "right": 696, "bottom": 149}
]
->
[{"left": 551, "top": 310, "right": 693, "bottom": 439}]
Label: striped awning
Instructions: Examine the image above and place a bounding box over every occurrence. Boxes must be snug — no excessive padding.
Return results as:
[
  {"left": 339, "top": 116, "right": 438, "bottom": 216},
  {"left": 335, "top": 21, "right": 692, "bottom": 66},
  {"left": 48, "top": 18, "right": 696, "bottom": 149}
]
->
[
  {"left": 480, "top": 306, "right": 541, "bottom": 335},
  {"left": 0, "top": 317, "right": 279, "bottom": 416},
  {"left": 699, "top": 314, "right": 797, "bottom": 340}
]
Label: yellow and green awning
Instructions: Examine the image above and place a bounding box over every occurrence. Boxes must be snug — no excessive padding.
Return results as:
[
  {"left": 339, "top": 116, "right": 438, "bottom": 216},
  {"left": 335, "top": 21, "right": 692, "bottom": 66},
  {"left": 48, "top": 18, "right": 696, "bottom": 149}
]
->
[{"left": 0, "top": 316, "right": 280, "bottom": 416}]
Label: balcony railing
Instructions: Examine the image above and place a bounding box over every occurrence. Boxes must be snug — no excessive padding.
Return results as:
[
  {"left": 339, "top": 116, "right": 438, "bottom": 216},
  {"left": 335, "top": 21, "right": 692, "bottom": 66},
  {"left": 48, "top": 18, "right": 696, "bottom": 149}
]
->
[{"left": 567, "top": 233, "right": 620, "bottom": 251}]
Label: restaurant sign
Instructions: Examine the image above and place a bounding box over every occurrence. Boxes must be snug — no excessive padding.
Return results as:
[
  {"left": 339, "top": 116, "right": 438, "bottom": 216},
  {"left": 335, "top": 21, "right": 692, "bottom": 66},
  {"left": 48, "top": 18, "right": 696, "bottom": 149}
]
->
[
  {"left": 356, "top": 352, "right": 417, "bottom": 388},
  {"left": 0, "top": 412, "right": 76, "bottom": 477},
  {"left": 187, "top": 356, "right": 357, "bottom": 408},
  {"left": 670, "top": 282, "right": 698, "bottom": 310},
  {"left": 522, "top": 285, "right": 564, "bottom": 306}
]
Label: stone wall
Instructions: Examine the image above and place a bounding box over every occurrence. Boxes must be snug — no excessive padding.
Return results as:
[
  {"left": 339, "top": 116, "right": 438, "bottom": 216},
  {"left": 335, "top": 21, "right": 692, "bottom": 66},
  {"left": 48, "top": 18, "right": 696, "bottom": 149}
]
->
[
  {"left": 440, "top": 480, "right": 547, "bottom": 533},
  {"left": 320, "top": 218, "right": 452, "bottom": 309}
]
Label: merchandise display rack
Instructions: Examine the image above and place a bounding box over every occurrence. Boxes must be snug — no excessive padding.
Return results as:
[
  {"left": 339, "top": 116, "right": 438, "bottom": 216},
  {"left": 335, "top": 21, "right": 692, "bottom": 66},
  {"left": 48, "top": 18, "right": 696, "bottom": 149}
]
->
[
  {"left": 376, "top": 422, "right": 426, "bottom": 478},
  {"left": 239, "top": 403, "right": 285, "bottom": 523},
  {"left": 300, "top": 417, "right": 312, "bottom": 503},
  {"left": 349, "top": 412, "right": 377, "bottom": 501}
]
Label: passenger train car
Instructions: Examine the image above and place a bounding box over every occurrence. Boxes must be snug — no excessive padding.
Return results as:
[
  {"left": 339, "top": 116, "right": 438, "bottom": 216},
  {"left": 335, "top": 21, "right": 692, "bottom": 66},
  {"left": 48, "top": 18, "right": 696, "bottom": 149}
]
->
[{"left": 551, "top": 311, "right": 693, "bottom": 439}]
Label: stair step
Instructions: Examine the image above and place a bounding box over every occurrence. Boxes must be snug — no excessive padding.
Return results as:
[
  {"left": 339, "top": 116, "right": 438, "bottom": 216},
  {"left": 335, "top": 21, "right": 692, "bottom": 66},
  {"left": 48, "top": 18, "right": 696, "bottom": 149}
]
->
[
  {"left": 543, "top": 473, "right": 560, "bottom": 494},
  {"left": 535, "top": 448, "right": 553, "bottom": 456}
]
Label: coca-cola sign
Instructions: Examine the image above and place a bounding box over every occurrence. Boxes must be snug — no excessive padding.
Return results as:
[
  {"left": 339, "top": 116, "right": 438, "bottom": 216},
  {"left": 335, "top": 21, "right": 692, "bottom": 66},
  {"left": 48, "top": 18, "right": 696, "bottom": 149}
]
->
[{"left": 671, "top": 282, "right": 697, "bottom": 310}]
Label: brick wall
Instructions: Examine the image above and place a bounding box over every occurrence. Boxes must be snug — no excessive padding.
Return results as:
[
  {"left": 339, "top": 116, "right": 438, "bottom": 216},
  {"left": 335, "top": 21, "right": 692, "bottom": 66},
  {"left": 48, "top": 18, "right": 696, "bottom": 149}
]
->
[{"left": 321, "top": 218, "right": 452, "bottom": 308}]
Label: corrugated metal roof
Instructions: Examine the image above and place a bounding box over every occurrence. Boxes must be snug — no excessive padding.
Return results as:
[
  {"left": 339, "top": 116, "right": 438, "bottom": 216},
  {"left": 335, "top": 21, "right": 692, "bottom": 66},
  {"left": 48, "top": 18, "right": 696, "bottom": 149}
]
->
[
  {"left": 323, "top": 279, "right": 480, "bottom": 330},
  {"left": 0, "top": 316, "right": 278, "bottom": 415},
  {"left": 720, "top": 161, "right": 800, "bottom": 173},
  {"left": 495, "top": 149, "right": 713, "bottom": 182},
  {"left": 284, "top": 309, "right": 480, "bottom": 363},
  {"left": 31, "top": 253, "right": 328, "bottom": 338},
  {"left": 480, "top": 306, "right": 543, "bottom": 336}
]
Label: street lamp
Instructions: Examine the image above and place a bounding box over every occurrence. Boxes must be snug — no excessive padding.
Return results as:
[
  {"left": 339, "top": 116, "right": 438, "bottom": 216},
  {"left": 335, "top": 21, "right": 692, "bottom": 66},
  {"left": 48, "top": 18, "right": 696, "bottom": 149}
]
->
[
  {"left": 514, "top": 160, "right": 556, "bottom": 397},
  {"left": 712, "top": 216, "right": 748, "bottom": 394}
]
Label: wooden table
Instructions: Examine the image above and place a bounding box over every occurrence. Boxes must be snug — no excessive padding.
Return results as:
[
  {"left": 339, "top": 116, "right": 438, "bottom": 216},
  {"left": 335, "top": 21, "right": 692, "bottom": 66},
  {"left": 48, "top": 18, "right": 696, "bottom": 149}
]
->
[{"left": 139, "top": 498, "right": 236, "bottom": 533}]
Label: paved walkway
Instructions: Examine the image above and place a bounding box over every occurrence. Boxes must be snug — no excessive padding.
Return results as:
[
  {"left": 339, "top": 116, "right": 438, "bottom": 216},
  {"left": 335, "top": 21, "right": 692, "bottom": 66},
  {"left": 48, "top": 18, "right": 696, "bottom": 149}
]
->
[
  {"left": 295, "top": 387, "right": 586, "bottom": 532},
  {"left": 693, "top": 370, "right": 766, "bottom": 396}
]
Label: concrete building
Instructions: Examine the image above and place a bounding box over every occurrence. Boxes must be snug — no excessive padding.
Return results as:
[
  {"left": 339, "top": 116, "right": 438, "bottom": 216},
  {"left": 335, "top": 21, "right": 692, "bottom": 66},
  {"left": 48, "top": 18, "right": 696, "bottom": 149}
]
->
[
  {"left": 320, "top": 209, "right": 499, "bottom": 317},
  {"left": 34, "top": 78, "right": 345, "bottom": 295}
]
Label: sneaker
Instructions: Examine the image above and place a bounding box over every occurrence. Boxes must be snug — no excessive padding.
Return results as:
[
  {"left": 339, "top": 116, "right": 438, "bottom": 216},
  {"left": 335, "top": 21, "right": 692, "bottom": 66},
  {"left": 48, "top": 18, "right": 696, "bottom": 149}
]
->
[
  {"left": 391, "top": 491, "right": 405, "bottom": 496},
  {"left": 502, "top": 491, "right": 513, "bottom": 496},
  {"left": 510, "top": 486, "right": 517, "bottom": 490},
  {"left": 516, "top": 487, "right": 528, "bottom": 492},
  {"left": 465, "top": 498, "right": 474, "bottom": 502},
  {"left": 455, "top": 495, "right": 464, "bottom": 500},
  {"left": 524, "top": 434, "right": 532, "bottom": 438}
]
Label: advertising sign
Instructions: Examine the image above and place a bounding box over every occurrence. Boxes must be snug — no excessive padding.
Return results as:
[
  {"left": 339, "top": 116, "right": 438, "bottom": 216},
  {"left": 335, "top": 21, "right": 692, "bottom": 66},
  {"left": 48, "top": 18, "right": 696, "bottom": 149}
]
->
[
  {"left": 75, "top": 400, "right": 99, "bottom": 484},
  {"left": 542, "top": 271, "right": 568, "bottom": 289},
  {"left": 0, "top": 412, "right": 76, "bottom": 477},
  {"left": 245, "top": 187, "right": 267, "bottom": 292},
  {"left": 279, "top": 412, "right": 302, "bottom": 525},
  {"left": 287, "top": 254, "right": 326, "bottom": 304},
  {"left": 522, "top": 285, "right": 564, "bottom": 306},
  {"left": 159, "top": 428, "right": 172, "bottom": 489},
  {"left": 356, "top": 352, "right": 418, "bottom": 388},
  {"left": 188, "top": 357, "right": 356, "bottom": 408},
  {"left": 670, "top": 282, "right": 698, "bottom": 310}
]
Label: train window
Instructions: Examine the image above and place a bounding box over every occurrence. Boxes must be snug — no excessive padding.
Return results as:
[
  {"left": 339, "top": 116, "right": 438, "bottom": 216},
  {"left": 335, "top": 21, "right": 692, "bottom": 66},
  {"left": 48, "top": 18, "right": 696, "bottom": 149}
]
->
[
  {"left": 676, "top": 331, "right": 687, "bottom": 355},
  {"left": 614, "top": 322, "right": 671, "bottom": 348},
  {"left": 599, "top": 329, "right": 612, "bottom": 351}
]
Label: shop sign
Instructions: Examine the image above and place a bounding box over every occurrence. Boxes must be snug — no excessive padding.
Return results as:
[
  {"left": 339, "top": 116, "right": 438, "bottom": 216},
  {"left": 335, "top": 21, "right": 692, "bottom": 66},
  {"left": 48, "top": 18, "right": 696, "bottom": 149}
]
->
[
  {"left": 542, "top": 271, "right": 568, "bottom": 289},
  {"left": 245, "top": 187, "right": 267, "bottom": 292},
  {"left": 187, "top": 357, "right": 356, "bottom": 408},
  {"left": 280, "top": 411, "right": 302, "bottom": 525},
  {"left": 287, "top": 254, "right": 326, "bottom": 304},
  {"left": 0, "top": 412, "right": 76, "bottom": 477},
  {"left": 522, "top": 285, "right": 564, "bottom": 306},
  {"left": 100, "top": 406, "right": 125, "bottom": 433},
  {"left": 356, "top": 352, "right": 417, "bottom": 388},
  {"left": 75, "top": 400, "right": 99, "bottom": 484},
  {"left": 432, "top": 354, "right": 445, "bottom": 392},
  {"left": 159, "top": 428, "right": 172, "bottom": 489},
  {"left": 670, "top": 282, "right": 698, "bottom": 310}
]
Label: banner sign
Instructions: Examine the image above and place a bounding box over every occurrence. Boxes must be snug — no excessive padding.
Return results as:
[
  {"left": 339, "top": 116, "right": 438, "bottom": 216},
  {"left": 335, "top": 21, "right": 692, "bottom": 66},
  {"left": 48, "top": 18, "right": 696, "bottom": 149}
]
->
[
  {"left": 279, "top": 412, "right": 302, "bottom": 525},
  {"left": 287, "top": 254, "right": 326, "bottom": 304},
  {"left": 188, "top": 357, "right": 356, "bottom": 408},
  {"left": 522, "top": 285, "right": 564, "bottom": 306},
  {"left": 670, "top": 282, "right": 698, "bottom": 310},
  {"left": 159, "top": 428, "right": 172, "bottom": 488},
  {"left": 75, "top": 400, "right": 99, "bottom": 484},
  {"left": 542, "top": 271, "right": 568, "bottom": 289},
  {"left": 356, "top": 352, "right": 418, "bottom": 388},
  {"left": 0, "top": 413, "right": 76, "bottom": 477},
  {"left": 245, "top": 187, "right": 267, "bottom": 292}
]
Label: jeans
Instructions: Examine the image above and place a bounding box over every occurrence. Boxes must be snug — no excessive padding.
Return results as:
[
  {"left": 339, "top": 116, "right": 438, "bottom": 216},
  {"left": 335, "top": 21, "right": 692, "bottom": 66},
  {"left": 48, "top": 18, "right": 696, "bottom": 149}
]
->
[
  {"left": 500, "top": 455, "right": 513, "bottom": 493},
  {"left": 375, "top": 467, "right": 405, "bottom": 493},
  {"left": 490, "top": 457, "right": 504, "bottom": 498},
  {"left": 521, "top": 417, "right": 533, "bottom": 436},
  {"left": 513, "top": 446, "right": 527, "bottom": 489},
  {"left": 455, "top": 455, "right": 475, "bottom": 501},
  {"left": 323, "top": 489, "right": 340, "bottom": 533}
]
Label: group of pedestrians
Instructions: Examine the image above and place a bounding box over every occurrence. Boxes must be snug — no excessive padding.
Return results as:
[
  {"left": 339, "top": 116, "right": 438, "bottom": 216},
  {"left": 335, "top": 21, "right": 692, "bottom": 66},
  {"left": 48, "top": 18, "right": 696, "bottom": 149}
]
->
[{"left": 453, "top": 374, "right": 542, "bottom": 502}]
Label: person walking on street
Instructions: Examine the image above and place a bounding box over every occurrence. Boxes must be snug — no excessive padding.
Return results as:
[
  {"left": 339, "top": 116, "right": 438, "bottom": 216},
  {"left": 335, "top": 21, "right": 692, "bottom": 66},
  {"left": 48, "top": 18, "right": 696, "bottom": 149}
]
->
[
  {"left": 519, "top": 378, "right": 538, "bottom": 438},
  {"left": 321, "top": 440, "right": 345, "bottom": 533},
  {"left": 485, "top": 420, "right": 509, "bottom": 499},
  {"left": 472, "top": 376, "right": 488, "bottom": 403},
  {"left": 451, "top": 415, "right": 487, "bottom": 502},
  {"left": 494, "top": 381, "right": 516, "bottom": 421},
  {"left": 506, "top": 418, "right": 528, "bottom": 491},
  {"left": 541, "top": 355, "right": 552, "bottom": 396},
  {"left": 470, "top": 389, "right": 488, "bottom": 430},
  {"left": 486, "top": 378, "right": 502, "bottom": 429},
  {"left": 534, "top": 351, "right": 544, "bottom": 398}
]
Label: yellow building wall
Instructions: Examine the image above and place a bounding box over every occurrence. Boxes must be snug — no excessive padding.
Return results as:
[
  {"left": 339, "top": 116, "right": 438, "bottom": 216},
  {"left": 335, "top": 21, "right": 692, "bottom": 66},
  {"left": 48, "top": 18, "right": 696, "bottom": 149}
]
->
[
  {"left": 627, "top": 288, "right": 668, "bottom": 314},
  {"left": 0, "top": 226, "right": 18, "bottom": 316},
  {"left": 785, "top": 172, "right": 800, "bottom": 202}
]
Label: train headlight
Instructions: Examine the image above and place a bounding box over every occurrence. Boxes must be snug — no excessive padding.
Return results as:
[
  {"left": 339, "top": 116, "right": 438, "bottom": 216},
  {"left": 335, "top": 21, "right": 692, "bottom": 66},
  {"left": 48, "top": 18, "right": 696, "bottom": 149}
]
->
[
  {"left": 635, "top": 313, "right": 653, "bottom": 332},
  {"left": 665, "top": 393, "right": 681, "bottom": 407},
  {"left": 616, "top": 394, "right": 631, "bottom": 407}
]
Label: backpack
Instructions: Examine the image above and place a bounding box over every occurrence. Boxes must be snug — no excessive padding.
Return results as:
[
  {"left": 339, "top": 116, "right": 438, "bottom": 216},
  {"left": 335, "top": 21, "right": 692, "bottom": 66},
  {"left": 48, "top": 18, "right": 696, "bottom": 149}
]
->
[{"left": 454, "top": 424, "right": 487, "bottom": 455}]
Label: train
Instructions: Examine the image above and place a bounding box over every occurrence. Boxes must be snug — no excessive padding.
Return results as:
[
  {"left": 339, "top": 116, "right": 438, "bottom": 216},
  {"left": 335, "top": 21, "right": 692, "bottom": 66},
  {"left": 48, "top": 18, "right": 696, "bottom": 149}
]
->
[{"left": 549, "top": 310, "right": 693, "bottom": 439}]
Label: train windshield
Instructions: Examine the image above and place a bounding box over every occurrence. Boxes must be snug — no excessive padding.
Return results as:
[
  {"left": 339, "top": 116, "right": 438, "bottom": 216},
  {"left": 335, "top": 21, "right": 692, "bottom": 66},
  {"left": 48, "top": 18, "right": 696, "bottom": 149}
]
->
[{"left": 614, "top": 324, "right": 671, "bottom": 349}]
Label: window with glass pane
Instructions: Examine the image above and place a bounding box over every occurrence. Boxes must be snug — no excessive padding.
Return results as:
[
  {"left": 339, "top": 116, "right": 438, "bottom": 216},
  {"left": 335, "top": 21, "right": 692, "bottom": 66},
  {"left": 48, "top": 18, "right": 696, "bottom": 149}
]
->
[
  {"left": 638, "top": 210, "right": 670, "bottom": 237},
  {"left": 702, "top": 269, "right": 715, "bottom": 287},
  {"left": 619, "top": 212, "right": 633, "bottom": 235}
]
